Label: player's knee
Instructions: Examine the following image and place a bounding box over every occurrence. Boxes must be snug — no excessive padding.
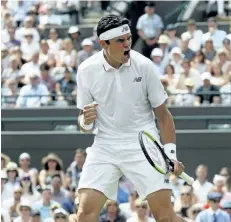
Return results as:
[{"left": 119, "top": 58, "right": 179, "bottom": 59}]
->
[
  {"left": 152, "top": 208, "right": 175, "bottom": 222},
  {"left": 76, "top": 208, "right": 98, "bottom": 221}
]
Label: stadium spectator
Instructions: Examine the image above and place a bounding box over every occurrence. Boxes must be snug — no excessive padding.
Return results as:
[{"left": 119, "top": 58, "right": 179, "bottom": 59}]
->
[
  {"left": 169, "top": 47, "right": 184, "bottom": 75},
  {"left": 222, "top": 38, "right": 231, "bottom": 58},
  {"left": 1, "top": 170, "right": 13, "bottom": 203},
  {"left": 77, "top": 38, "right": 96, "bottom": 66},
  {"left": 39, "top": 153, "right": 66, "bottom": 189},
  {"left": 51, "top": 175, "right": 69, "bottom": 204},
  {"left": 5, "top": 27, "right": 21, "bottom": 49},
  {"left": 165, "top": 24, "right": 181, "bottom": 51},
  {"left": 180, "top": 32, "right": 196, "bottom": 61},
  {"left": 53, "top": 208, "right": 69, "bottom": 222},
  {"left": 216, "top": 49, "right": 231, "bottom": 75},
  {"left": 39, "top": 40, "right": 53, "bottom": 65},
  {"left": 195, "top": 192, "right": 230, "bottom": 222},
  {"left": 99, "top": 200, "right": 126, "bottom": 222},
  {"left": 221, "top": 201, "right": 231, "bottom": 219},
  {"left": 182, "top": 19, "right": 203, "bottom": 52},
  {"left": 31, "top": 210, "right": 41, "bottom": 222},
  {"left": 193, "top": 164, "right": 213, "bottom": 204},
  {"left": 136, "top": 2, "right": 163, "bottom": 58},
  {"left": 220, "top": 72, "right": 231, "bottom": 105},
  {"left": 66, "top": 148, "right": 86, "bottom": 189},
  {"left": 18, "top": 153, "right": 38, "bottom": 187},
  {"left": 68, "top": 196, "right": 79, "bottom": 222},
  {"left": 191, "top": 50, "right": 209, "bottom": 74},
  {"left": 176, "top": 60, "right": 201, "bottom": 91},
  {"left": 163, "top": 64, "right": 178, "bottom": 93},
  {"left": 195, "top": 72, "right": 220, "bottom": 105},
  {"left": 150, "top": 48, "right": 164, "bottom": 75},
  {"left": 213, "top": 174, "right": 226, "bottom": 195},
  {"left": 68, "top": 26, "right": 82, "bottom": 51},
  {"left": 5, "top": 162, "right": 20, "bottom": 194},
  {"left": 61, "top": 187, "right": 76, "bottom": 214},
  {"left": 1, "top": 153, "right": 11, "bottom": 170},
  {"left": 32, "top": 187, "right": 59, "bottom": 221},
  {"left": 210, "top": 62, "right": 227, "bottom": 87},
  {"left": 187, "top": 203, "right": 204, "bottom": 222},
  {"left": 40, "top": 64, "right": 55, "bottom": 93},
  {"left": 201, "top": 17, "right": 227, "bottom": 51},
  {"left": 47, "top": 29, "right": 63, "bottom": 56},
  {"left": 16, "top": 72, "right": 50, "bottom": 108},
  {"left": 126, "top": 199, "right": 155, "bottom": 222},
  {"left": 13, "top": 200, "right": 32, "bottom": 222},
  {"left": 1, "top": 207, "right": 11, "bottom": 222},
  {"left": 89, "top": 25, "right": 101, "bottom": 51},
  {"left": 169, "top": 175, "right": 184, "bottom": 200},
  {"left": 1, "top": 43, "right": 10, "bottom": 70},
  {"left": 202, "top": 38, "right": 217, "bottom": 61}
]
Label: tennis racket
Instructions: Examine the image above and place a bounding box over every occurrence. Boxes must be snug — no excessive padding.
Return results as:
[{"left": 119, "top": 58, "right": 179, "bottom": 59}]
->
[{"left": 138, "top": 131, "right": 194, "bottom": 185}]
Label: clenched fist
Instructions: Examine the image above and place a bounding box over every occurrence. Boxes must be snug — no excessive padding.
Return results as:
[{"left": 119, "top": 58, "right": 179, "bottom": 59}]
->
[{"left": 83, "top": 102, "right": 98, "bottom": 125}]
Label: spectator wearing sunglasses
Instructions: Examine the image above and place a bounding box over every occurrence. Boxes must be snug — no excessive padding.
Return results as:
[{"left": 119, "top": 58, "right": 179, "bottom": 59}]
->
[
  {"left": 13, "top": 200, "right": 32, "bottom": 222},
  {"left": 53, "top": 208, "right": 69, "bottom": 222},
  {"left": 195, "top": 192, "right": 230, "bottom": 222},
  {"left": 31, "top": 210, "right": 41, "bottom": 222},
  {"left": 127, "top": 199, "right": 155, "bottom": 222}
]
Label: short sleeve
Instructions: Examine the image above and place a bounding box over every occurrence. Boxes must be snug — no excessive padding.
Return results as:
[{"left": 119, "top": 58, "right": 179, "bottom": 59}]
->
[
  {"left": 76, "top": 67, "right": 93, "bottom": 110},
  {"left": 156, "top": 16, "right": 164, "bottom": 29},
  {"left": 136, "top": 16, "right": 143, "bottom": 30},
  {"left": 146, "top": 62, "right": 168, "bottom": 108}
]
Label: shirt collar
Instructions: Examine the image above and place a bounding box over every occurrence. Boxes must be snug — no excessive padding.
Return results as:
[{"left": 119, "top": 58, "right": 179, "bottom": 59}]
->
[
  {"left": 208, "top": 208, "right": 222, "bottom": 215},
  {"left": 101, "top": 50, "right": 131, "bottom": 72}
]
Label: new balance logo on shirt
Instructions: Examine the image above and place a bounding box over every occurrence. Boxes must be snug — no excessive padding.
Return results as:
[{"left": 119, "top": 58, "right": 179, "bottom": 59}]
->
[{"left": 133, "top": 77, "right": 142, "bottom": 82}]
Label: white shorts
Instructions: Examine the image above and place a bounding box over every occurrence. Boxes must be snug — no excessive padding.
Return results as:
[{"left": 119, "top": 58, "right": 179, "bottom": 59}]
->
[{"left": 78, "top": 141, "right": 171, "bottom": 200}]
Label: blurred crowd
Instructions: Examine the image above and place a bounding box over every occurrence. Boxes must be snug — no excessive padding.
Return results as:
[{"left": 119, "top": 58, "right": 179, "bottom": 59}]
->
[
  {"left": 1, "top": 151, "right": 231, "bottom": 222},
  {"left": 1, "top": 1, "right": 231, "bottom": 108}
]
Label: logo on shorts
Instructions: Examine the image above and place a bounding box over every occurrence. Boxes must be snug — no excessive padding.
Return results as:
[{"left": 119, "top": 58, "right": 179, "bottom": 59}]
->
[
  {"left": 122, "top": 25, "right": 129, "bottom": 32},
  {"left": 133, "top": 77, "right": 142, "bottom": 82}
]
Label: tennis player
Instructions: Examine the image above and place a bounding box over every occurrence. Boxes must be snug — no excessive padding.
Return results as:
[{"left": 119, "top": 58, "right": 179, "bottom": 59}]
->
[{"left": 77, "top": 15, "right": 186, "bottom": 222}]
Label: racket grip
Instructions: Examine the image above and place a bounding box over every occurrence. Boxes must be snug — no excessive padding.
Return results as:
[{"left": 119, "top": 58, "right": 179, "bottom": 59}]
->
[{"left": 179, "top": 172, "right": 195, "bottom": 185}]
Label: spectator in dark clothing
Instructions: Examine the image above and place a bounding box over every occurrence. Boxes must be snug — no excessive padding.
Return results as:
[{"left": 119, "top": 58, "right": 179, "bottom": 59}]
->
[
  {"left": 61, "top": 187, "right": 76, "bottom": 214},
  {"left": 196, "top": 72, "right": 220, "bottom": 105},
  {"left": 181, "top": 32, "right": 195, "bottom": 61}
]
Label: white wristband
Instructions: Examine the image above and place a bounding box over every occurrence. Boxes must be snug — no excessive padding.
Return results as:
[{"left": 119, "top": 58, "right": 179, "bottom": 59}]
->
[
  {"left": 78, "top": 114, "right": 94, "bottom": 131},
  {"left": 164, "top": 143, "right": 177, "bottom": 161}
]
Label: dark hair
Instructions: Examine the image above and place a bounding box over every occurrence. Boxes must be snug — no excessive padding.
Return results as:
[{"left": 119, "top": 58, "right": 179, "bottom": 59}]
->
[
  {"left": 182, "top": 59, "right": 191, "bottom": 66},
  {"left": 20, "top": 180, "right": 33, "bottom": 195},
  {"left": 75, "top": 148, "right": 86, "bottom": 156},
  {"left": 40, "top": 63, "right": 50, "bottom": 72},
  {"left": 196, "top": 50, "right": 205, "bottom": 63},
  {"left": 51, "top": 174, "right": 61, "bottom": 180},
  {"left": 96, "top": 15, "right": 131, "bottom": 44},
  {"left": 165, "top": 64, "right": 175, "bottom": 74}
]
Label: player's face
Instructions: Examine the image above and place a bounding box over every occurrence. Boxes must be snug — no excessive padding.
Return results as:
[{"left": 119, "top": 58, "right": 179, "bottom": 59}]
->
[{"left": 103, "top": 33, "right": 132, "bottom": 64}]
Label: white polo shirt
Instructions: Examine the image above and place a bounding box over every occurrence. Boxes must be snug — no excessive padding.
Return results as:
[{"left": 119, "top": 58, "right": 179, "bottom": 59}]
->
[{"left": 77, "top": 50, "right": 168, "bottom": 143}]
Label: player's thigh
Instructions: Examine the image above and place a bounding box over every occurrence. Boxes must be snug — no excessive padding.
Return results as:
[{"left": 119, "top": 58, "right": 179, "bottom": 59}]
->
[
  {"left": 78, "top": 188, "right": 107, "bottom": 216},
  {"left": 147, "top": 189, "right": 175, "bottom": 220}
]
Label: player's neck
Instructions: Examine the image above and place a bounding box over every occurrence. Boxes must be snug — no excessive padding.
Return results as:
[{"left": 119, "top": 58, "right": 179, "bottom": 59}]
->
[{"left": 103, "top": 51, "right": 122, "bottom": 69}]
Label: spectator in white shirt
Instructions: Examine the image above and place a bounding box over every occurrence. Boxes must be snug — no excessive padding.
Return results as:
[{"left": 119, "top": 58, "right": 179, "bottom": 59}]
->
[
  {"left": 191, "top": 50, "right": 209, "bottom": 74},
  {"left": 193, "top": 164, "right": 213, "bottom": 204},
  {"left": 16, "top": 72, "right": 50, "bottom": 107},
  {"left": 150, "top": 48, "right": 165, "bottom": 76},
  {"left": 1, "top": 170, "right": 13, "bottom": 204},
  {"left": 68, "top": 26, "right": 82, "bottom": 51},
  {"left": 182, "top": 19, "right": 203, "bottom": 52},
  {"left": 15, "top": 16, "right": 40, "bottom": 43},
  {"left": 216, "top": 49, "right": 231, "bottom": 75},
  {"left": 13, "top": 200, "right": 32, "bottom": 222},
  {"left": 39, "top": 40, "right": 53, "bottom": 65},
  {"left": 47, "top": 29, "right": 63, "bottom": 56},
  {"left": 12, "top": 0, "right": 28, "bottom": 27},
  {"left": 222, "top": 38, "right": 231, "bottom": 58},
  {"left": 169, "top": 47, "right": 184, "bottom": 76},
  {"left": 202, "top": 17, "right": 227, "bottom": 51},
  {"left": 220, "top": 72, "right": 231, "bottom": 105},
  {"left": 181, "top": 32, "right": 196, "bottom": 61},
  {"left": 157, "top": 34, "right": 171, "bottom": 69},
  {"left": 202, "top": 38, "right": 217, "bottom": 61},
  {"left": 1, "top": 44, "right": 10, "bottom": 70},
  {"left": 20, "top": 29, "right": 39, "bottom": 62}
]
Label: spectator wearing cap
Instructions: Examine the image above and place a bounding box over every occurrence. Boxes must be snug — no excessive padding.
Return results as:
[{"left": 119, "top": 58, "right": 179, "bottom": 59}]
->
[
  {"left": 216, "top": 49, "right": 231, "bottom": 75},
  {"left": 165, "top": 24, "right": 181, "bottom": 51},
  {"left": 39, "top": 40, "right": 53, "bottom": 65},
  {"left": 68, "top": 26, "right": 82, "bottom": 52},
  {"left": 53, "top": 208, "right": 69, "bottom": 222},
  {"left": 126, "top": 199, "right": 154, "bottom": 222},
  {"left": 16, "top": 71, "right": 50, "bottom": 107},
  {"left": 182, "top": 19, "right": 203, "bottom": 52},
  {"left": 47, "top": 29, "right": 63, "bottom": 56},
  {"left": 15, "top": 16, "right": 40, "bottom": 43},
  {"left": 55, "top": 67, "right": 76, "bottom": 106},
  {"left": 2, "top": 186, "right": 23, "bottom": 217},
  {"left": 213, "top": 174, "right": 226, "bottom": 195},
  {"left": 1, "top": 170, "right": 13, "bottom": 203},
  {"left": 169, "top": 47, "right": 184, "bottom": 75},
  {"left": 1, "top": 153, "right": 11, "bottom": 170},
  {"left": 20, "top": 29, "right": 40, "bottom": 62},
  {"left": 202, "top": 38, "right": 217, "bottom": 61},
  {"left": 1, "top": 78, "right": 19, "bottom": 108},
  {"left": 191, "top": 50, "right": 209, "bottom": 74},
  {"left": 201, "top": 17, "right": 227, "bottom": 51},
  {"left": 220, "top": 72, "right": 231, "bottom": 105},
  {"left": 13, "top": 200, "right": 32, "bottom": 222},
  {"left": 39, "top": 153, "right": 66, "bottom": 189},
  {"left": 56, "top": 38, "right": 77, "bottom": 70},
  {"left": 66, "top": 148, "right": 86, "bottom": 189},
  {"left": 20, "top": 174, "right": 41, "bottom": 205},
  {"left": 100, "top": 200, "right": 126, "bottom": 222},
  {"left": 5, "top": 162, "right": 20, "bottom": 193},
  {"left": 119, "top": 191, "right": 139, "bottom": 219},
  {"left": 32, "top": 187, "right": 59, "bottom": 221},
  {"left": 195, "top": 192, "right": 230, "bottom": 222},
  {"left": 40, "top": 63, "right": 55, "bottom": 93},
  {"left": 50, "top": 175, "right": 69, "bottom": 205},
  {"left": 175, "top": 78, "right": 196, "bottom": 106},
  {"left": 176, "top": 59, "right": 202, "bottom": 91},
  {"left": 77, "top": 38, "right": 96, "bottom": 66},
  {"left": 136, "top": 2, "right": 164, "bottom": 58},
  {"left": 195, "top": 72, "right": 220, "bottom": 105},
  {"left": 157, "top": 34, "right": 171, "bottom": 69},
  {"left": 18, "top": 153, "right": 38, "bottom": 186},
  {"left": 222, "top": 201, "right": 231, "bottom": 219},
  {"left": 150, "top": 48, "right": 165, "bottom": 75},
  {"left": 31, "top": 210, "right": 41, "bottom": 222},
  {"left": 5, "top": 27, "right": 21, "bottom": 49},
  {"left": 210, "top": 62, "right": 227, "bottom": 88},
  {"left": 61, "top": 187, "right": 76, "bottom": 214},
  {"left": 181, "top": 32, "right": 196, "bottom": 61}
]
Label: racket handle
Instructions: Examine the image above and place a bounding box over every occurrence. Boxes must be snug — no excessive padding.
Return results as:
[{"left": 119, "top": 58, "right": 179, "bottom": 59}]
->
[{"left": 179, "top": 172, "right": 195, "bottom": 185}]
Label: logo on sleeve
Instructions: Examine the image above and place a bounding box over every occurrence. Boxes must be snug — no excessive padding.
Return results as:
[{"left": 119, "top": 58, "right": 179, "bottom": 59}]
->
[{"left": 133, "top": 77, "right": 142, "bottom": 82}]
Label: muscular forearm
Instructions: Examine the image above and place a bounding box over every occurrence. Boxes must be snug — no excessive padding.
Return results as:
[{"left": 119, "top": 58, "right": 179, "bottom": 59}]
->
[{"left": 78, "top": 113, "right": 95, "bottom": 133}]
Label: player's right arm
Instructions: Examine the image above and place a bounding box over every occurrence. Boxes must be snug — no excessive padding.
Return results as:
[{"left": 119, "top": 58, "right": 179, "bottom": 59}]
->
[{"left": 76, "top": 66, "right": 97, "bottom": 133}]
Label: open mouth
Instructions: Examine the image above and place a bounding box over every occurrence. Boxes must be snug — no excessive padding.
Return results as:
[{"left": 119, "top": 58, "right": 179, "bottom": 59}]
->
[{"left": 124, "top": 50, "right": 130, "bottom": 59}]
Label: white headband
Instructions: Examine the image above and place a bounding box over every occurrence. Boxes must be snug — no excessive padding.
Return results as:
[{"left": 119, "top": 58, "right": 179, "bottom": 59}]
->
[{"left": 99, "top": 24, "right": 130, "bottom": 40}]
